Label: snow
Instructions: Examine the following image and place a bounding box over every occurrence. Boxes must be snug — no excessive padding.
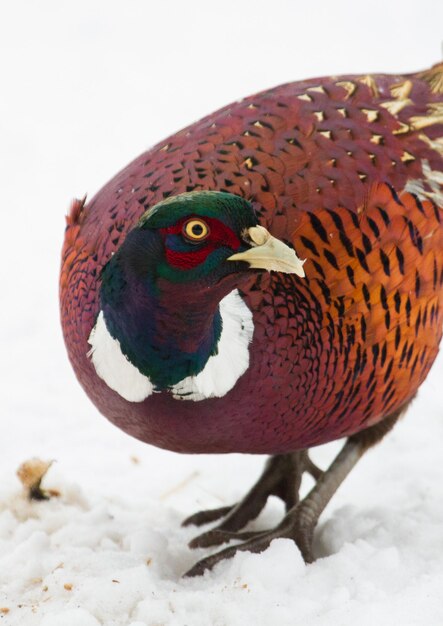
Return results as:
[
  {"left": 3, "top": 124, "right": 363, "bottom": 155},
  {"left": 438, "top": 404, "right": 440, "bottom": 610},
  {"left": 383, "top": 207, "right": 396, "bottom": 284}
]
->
[
  {"left": 1, "top": 1, "right": 442, "bottom": 624},
  {"left": 2, "top": 387, "right": 443, "bottom": 626}
]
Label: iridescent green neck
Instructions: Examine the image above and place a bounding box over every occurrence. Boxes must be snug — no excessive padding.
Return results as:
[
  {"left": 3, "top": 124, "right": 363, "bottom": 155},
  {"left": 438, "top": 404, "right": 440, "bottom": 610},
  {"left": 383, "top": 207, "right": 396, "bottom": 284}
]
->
[{"left": 100, "top": 241, "right": 224, "bottom": 389}]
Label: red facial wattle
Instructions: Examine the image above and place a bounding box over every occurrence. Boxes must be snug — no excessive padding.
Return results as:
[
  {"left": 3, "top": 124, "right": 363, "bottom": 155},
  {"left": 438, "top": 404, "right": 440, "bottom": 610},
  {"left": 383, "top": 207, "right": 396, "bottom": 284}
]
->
[{"left": 160, "top": 216, "right": 242, "bottom": 270}]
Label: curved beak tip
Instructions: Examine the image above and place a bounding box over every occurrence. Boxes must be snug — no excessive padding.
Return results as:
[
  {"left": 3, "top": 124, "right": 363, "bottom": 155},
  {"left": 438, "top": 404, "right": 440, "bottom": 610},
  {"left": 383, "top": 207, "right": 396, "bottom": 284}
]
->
[{"left": 228, "top": 226, "right": 306, "bottom": 277}]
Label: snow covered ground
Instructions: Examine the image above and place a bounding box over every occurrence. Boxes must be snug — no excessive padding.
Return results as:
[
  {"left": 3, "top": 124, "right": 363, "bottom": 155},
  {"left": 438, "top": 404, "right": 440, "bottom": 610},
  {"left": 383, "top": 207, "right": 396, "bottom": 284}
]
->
[{"left": 1, "top": 1, "right": 442, "bottom": 624}]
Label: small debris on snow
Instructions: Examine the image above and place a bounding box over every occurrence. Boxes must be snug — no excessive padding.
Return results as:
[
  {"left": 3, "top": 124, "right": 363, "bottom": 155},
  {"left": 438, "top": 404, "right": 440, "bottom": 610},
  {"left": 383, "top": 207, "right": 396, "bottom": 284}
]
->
[{"left": 16, "top": 459, "right": 57, "bottom": 501}]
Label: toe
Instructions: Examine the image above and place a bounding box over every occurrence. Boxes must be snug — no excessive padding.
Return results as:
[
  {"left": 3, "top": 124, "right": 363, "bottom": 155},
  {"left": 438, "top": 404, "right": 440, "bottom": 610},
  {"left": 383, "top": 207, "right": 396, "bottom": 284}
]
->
[
  {"left": 182, "top": 505, "right": 233, "bottom": 527},
  {"left": 184, "top": 531, "right": 276, "bottom": 577},
  {"left": 189, "top": 528, "right": 262, "bottom": 549}
]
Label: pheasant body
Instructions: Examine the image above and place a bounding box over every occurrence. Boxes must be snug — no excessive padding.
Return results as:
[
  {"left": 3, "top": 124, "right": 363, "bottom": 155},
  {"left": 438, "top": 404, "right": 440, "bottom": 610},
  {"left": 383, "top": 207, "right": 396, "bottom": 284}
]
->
[{"left": 60, "top": 64, "right": 443, "bottom": 454}]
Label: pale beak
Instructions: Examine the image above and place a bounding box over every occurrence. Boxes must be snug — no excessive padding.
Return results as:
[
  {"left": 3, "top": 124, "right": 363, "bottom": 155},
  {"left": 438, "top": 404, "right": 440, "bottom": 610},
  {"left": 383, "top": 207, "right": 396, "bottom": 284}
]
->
[{"left": 227, "top": 225, "right": 306, "bottom": 277}]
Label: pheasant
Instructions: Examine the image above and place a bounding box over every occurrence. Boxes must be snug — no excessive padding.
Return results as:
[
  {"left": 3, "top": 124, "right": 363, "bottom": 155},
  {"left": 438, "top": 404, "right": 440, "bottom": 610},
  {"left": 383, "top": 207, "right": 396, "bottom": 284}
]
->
[{"left": 60, "top": 62, "right": 443, "bottom": 576}]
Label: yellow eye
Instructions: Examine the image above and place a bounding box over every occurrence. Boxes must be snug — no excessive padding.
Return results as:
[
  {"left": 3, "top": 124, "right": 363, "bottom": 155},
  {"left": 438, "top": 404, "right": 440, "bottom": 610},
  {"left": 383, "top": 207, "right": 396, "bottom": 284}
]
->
[{"left": 182, "top": 218, "right": 210, "bottom": 242}]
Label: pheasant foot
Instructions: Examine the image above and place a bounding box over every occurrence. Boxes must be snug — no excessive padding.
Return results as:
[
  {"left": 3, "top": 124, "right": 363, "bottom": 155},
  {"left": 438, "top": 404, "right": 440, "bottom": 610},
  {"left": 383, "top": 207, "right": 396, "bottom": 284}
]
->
[
  {"left": 184, "top": 408, "right": 403, "bottom": 577},
  {"left": 183, "top": 450, "right": 322, "bottom": 549},
  {"left": 184, "top": 438, "right": 366, "bottom": 576}
]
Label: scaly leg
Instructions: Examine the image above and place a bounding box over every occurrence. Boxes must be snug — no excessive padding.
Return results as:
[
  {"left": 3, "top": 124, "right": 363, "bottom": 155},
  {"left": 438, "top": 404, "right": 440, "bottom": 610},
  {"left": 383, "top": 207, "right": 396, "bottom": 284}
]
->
[
  {"left": 184, "top": 408, "right": 402, "bottom": 577},
  {"left": 183, "top": 450, "right": 322, "bottom": 548}
]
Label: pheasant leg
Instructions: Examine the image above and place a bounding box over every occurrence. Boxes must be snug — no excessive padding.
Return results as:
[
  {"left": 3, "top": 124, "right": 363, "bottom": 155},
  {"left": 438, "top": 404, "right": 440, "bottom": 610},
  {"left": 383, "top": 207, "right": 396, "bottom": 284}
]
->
[
  {"left": 184, "top": 409, "right": 401, "bottom": 577},
  {"left": 183, "top": 450, "right": 322, "bottom": 549}
]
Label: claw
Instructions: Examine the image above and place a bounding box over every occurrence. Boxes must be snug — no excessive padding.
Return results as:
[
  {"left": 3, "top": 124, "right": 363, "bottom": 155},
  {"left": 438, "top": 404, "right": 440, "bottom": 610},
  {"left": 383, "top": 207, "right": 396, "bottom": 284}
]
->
[
  {"left": 184, "top": 545, "right": 240, "bottom": 577},
  {"left": 184, "top": 530, "right": 276, "bottom": 577},
  {"left": 184, "top": 509, "right": 317, "bottom": 577},
  {"left": 189, "top": 528, "right": 262, "bottom": 549},
  {"left": 182, "top": 505, "right": 233, "bottom": 527}
]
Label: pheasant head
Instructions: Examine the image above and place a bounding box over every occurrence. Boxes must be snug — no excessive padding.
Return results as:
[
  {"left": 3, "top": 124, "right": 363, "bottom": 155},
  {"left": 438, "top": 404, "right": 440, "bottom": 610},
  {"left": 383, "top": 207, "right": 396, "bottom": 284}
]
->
[{"left": 89, "top": 191, "right": 305, "bottom": 400}]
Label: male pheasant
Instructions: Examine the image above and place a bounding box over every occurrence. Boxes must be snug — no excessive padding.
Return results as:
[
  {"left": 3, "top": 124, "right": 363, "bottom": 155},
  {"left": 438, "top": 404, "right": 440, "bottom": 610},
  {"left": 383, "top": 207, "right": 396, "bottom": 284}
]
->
[{"left": 60, "top": 62, "right": 443, "bottom": 576}]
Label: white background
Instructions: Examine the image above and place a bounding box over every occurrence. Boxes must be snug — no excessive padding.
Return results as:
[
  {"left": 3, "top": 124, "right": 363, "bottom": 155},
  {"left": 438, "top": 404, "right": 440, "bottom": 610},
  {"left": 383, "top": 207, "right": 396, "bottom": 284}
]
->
[{"left": 0, "top": 2, "right": 442, "bottom": 625}]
